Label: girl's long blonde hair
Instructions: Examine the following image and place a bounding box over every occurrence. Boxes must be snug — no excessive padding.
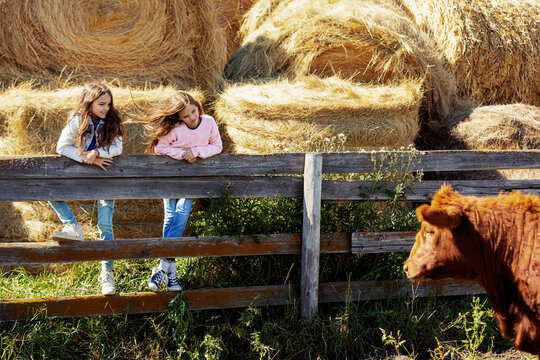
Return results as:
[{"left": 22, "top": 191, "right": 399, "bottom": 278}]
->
[
  {"left": 130, "top": 91, "right": 204, "bottom": 153},
  {"left": 71, "top": 82, "right": 124, "bottom": 154}
]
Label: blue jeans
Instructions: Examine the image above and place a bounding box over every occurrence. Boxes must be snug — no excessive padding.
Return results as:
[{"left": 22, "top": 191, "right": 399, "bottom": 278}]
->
[
  {"left": 162, "top": 198, "right": 194, "bottom": 262},
  {"left": 49, "top": 200, "right": 115, "bottom": 271}
]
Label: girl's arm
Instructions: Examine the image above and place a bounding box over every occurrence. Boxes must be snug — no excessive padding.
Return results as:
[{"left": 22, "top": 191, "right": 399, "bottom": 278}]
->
[
  {"left": 190, "top": 119, "right": 223, "bottom": 159},
  {"left": 56, "top": 116, "right": 85, "bottom": 162},
  {"left": 96, "top": 136, "right": 123, "bottom": 158},
  {"left": 154, "top": 128, "right": 186, "bottom": 160}
]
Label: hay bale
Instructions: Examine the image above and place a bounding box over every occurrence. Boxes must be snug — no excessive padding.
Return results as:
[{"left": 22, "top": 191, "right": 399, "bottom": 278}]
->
[
  {"left": 238, "top": 0, "right": 285, "bottom": 36},
  {"left": 225, "top": 0, "right": 456, "bottom": 122},
  {"left": 0, "top": 217, "right": 164, "bottom": 242},
  {"left": 401, "top": 0, "right": 540, "bottom": 106},
  {"left": 0, "top": 200, "right": 165, "bottom": 242},
  {"left": 214, "top": 76, "right": 422, "bottom": 153},
  {"left": 0, "top": 0, "right": 227, "bottom": 89},
  {"left": 0, "top": 85, "right": 205, "bottom": 155},
  {"left": 215, "top": 0, "right": 256, "bottom": 57},
  {"left": 440, "top": 103, "right": 540, "bottom": 181},
  {"left": 9, "top": 200, "right": 164, "bottom": 224},
  {"left": 450, "top": 104, "right": 540, "bottom": 150}
]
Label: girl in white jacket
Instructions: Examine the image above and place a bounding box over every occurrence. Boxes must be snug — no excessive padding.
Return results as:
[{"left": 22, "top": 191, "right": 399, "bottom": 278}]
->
[{"left": 49, "top": 82, "right": 124, "bottom": 295}]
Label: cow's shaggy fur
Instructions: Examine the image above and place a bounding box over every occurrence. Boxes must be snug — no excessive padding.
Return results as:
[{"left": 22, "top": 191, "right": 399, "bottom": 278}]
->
[{"left": 404, "top": 185, "right": 540, "bottom": 357}]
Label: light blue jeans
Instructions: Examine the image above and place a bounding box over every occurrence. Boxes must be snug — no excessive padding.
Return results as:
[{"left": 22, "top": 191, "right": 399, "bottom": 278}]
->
[
  {"left": 162, "top": 198, "right": 194, "bottom": 262},
  {"left": 49, "top": 200, "right": 115, "bottom": 271}
]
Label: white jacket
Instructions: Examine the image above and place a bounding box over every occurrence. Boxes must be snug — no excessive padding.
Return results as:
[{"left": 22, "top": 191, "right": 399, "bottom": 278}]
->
[{"left": 56, "top": 114, "right": 123, "bottom": 163}]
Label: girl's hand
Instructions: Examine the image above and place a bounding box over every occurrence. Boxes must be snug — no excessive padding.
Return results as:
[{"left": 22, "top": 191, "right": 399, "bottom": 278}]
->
[
  {"left": 183, "top": 148, "right": 197, "bottom": 163},
  {"left": 92, "top": 157, "right": 113, "bottom": 171},
  {"left": 83, "top": 149, "right": 99, "bottom": 165}
]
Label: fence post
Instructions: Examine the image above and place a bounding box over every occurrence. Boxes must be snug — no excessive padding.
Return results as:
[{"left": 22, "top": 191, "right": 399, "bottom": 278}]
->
[{"left": 300, "top": 153, "right": 322, "bottom": 318}]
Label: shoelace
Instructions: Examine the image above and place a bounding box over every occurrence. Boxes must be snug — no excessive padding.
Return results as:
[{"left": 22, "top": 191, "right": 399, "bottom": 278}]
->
[
  {"left": 168, "top": 276, "right": 180, "bottom": 287},
  {"left": 151, "top": 270, "right": 166, "bottom": 285}
]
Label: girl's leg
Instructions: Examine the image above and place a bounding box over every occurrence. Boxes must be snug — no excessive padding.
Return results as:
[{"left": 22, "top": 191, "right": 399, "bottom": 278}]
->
[
  {"left": 48, "top": 201, "right": 83, "bottom": 241},
  {"left": 148, "top": 198, "right": 193, "bottom": 291},
  {"left": 172, "top": 198, "right": 194, "bottom": 236},
  {"left": 162, "top": 198, "right": 193, "bottom": 261},
  {"left": 97, "top": 200, "right": 115, "bottom": 271},
  {"left": 162, "top": 198, "right": 179, "bottom": 238},
  {"left": 48, "top": 201, "right": 77, "bottom": 224},
  {"left": 97, "top": 199, "right": 115, "bottom": 295}
]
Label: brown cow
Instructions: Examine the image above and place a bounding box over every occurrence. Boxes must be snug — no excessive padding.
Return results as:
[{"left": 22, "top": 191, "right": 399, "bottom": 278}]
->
[{"left": 403, "top": 185, "right": 540, "bottom": 358}]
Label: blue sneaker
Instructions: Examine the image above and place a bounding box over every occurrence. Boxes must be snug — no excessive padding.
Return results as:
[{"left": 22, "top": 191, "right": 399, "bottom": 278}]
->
[
  {"left": 167, "top": 262, "right": 182, "bottom": 291},
  {"left": 148, "top": 265, "right": 166, "bottom": 292}
]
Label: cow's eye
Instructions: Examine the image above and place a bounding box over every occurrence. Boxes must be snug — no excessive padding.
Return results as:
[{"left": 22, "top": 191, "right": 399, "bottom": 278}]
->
[{"left": 425, "top": 229, "right": 435, "bottom": 235}]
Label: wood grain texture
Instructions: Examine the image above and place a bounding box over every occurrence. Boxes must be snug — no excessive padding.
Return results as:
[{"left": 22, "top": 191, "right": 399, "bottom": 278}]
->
[
  {"left": 300, "top": 154, "right": 322, "bottom": 317},
  {"left": 351, "top": 231, "right": 416, "bottom": 253},
  {"left": 1, "top": 178, "right": 539, "bottom": 201},
  {"left": 0, "top": 233, "right": 350, "bottom": 265},
  {"left": 1, "top": 151, "right": 538, "bottom": 179}
]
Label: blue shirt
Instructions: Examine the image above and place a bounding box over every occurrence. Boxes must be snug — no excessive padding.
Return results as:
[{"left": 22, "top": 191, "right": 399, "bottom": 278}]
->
[{"left": 86, "top": 121, "right": 99, "bottom": 151}]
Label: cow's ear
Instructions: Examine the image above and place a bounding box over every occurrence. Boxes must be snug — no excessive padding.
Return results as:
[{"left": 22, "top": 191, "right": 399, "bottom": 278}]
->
[{"left": 417, "top": 204, "right": 462, "bottom": 229}]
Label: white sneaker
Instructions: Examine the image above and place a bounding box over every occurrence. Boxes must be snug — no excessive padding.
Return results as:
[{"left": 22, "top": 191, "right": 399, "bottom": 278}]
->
[
  {"left": 52, "top": 223, "right": 84, "bottom": 241},
  {"left": 99, "top": 270, "right": 115, "bottom": 295},
  {"left": 167, "top": 262, "right": 182, "bottom": 291}
]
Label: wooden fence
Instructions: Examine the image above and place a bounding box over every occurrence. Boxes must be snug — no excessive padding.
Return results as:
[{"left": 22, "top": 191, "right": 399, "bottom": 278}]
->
[{"left": 1, "top": 151, "right": 539, "bottom": 321}]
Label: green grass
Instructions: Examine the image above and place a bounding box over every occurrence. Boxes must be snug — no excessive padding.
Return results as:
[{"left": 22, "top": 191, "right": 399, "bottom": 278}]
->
[{"left": 0, "top": 290, "right": 520, "bottom": 359}]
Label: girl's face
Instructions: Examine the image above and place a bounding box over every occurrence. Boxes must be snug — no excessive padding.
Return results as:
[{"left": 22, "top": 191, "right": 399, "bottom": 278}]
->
[
  {"left": 179, "top": 103, "right": 200, "bottom": 128},
  {"left": 90, "top": 93, "right": 112, "bottom": 120}
]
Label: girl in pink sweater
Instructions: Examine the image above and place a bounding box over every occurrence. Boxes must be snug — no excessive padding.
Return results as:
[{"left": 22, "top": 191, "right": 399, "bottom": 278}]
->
[{"left": 136, "top": 91, "right": 222, "bottom": 292}]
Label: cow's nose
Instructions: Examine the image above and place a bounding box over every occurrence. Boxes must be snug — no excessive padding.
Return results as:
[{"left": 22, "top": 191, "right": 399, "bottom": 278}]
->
[{"left": 403, "top": 264, "right": 408, "bottom": 274}]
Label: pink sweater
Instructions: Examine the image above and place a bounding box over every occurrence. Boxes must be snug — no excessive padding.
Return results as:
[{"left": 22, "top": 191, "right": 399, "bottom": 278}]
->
[{"left": 155, "top": 114, "right": 223, "bottom": 160}]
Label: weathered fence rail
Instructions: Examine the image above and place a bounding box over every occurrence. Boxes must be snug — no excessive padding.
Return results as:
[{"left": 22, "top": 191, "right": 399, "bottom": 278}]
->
[
  {"left": 0, "top": 151, "right": 538, "bottom": 321},
  {"left": 2, "top": 279, "right": 485, "bottom": 322},
  {"left": 2, "top": 151, "right": 538, "bottom": 177}
]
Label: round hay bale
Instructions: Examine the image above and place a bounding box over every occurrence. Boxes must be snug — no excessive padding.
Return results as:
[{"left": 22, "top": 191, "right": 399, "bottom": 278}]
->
[
  {"left": 498, "top": 169, "right": 540, "bottom": 181},
  {"left": 0, "top": 217, "right": 164, "bottom": 242},
  {"left": 10, "top": 200, "right": 164, "bottom": 224},
  {"left": 214, "top": 76, "right": 422, "bottom": 153},
  {"left": 216, "top": 0, "right": 256, "bottom": 57},
  {"left": 225, "top": 0, "right": 456, "bottom": 122},
  {"left": 401, "top": 0, "right": 540, "bottom": 106},
  {"left": 440, "top": 103, "right": 540, "bottom": 181},
  {"left": 0, "top": 85, "right": 205, "bottom": 155},
  {"left": 0, "top": 0, "right": 227, "bottom": 89},
  {"left": 450, "top": 104, "right": 540, "bottom": 150},
  {"left": 0, "top": 199, "right": 165, "bottom": 242}
]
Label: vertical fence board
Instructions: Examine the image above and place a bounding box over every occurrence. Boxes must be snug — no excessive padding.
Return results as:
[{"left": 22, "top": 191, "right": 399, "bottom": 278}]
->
[{"left": 300, "top": 154, "right": 322, "bottom": 318}]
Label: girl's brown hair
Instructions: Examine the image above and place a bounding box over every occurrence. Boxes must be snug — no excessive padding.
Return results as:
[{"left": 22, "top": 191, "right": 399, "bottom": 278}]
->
[
  {"left": 71, "top": 82, "right": 124, "bottom": 154},
  {"left": 130, "top": 91, "right": 204, "bottom": 153}
]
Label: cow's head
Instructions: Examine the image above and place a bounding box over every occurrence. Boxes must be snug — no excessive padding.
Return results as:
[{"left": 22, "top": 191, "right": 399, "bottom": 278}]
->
[{"left": 404, "top": 185, "right": 469, "bottom": 281}]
